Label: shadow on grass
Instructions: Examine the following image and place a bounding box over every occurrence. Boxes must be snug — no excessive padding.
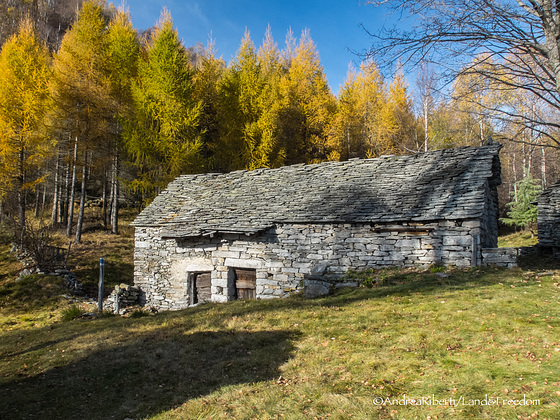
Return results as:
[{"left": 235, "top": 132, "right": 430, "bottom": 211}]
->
[
  {"left": 74, "top": 259, "right": 134, "bottom": 297},
  {"left": 0, "top": 275, "right": 68, "bottom": 313},
  {"left": 517, "top": 254, "right": 560, "bottom": 270},
  {"left": 1, "top": 326, "right": 300, "bottom": 420}
]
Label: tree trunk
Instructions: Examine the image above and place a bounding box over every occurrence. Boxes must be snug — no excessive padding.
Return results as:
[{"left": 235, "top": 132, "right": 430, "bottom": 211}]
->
[
  {"left": 424, "top": 100, "right": 428, "bottom": 152},
  {"left": 111, "top": 150, "right": 119, "bottom": 235},
  {"left": 67, "top": 137, "right": 78, "bottom": 237},
  {"left": 51, "top": 151, "right": 60, "bottom": 226},
  {"left": 41, "top": 184, "right": 47, "bottom": 216},
  {"left": 18, "top": 145, "right": 26, "bottom": 242},
  {"left": 74, "top": 150, "right": 87, "bottom": 244},
  {"left": 107, "top": 168, "right": 113, "bottom": 227},
  {"left": 62, "top": 153, "right": 71, "bottom": 225},
  {"left": 541, "top": 142, "right": 547, "bottom": 189},
  {"left": 512, "top": 151, "right": 518, "bottom": 201},
  {"left": 34, "top": 187, "right": 40, "bottom": 218},
  {"left": 102, "top": 174, "right": 108, "bottom": 229}
]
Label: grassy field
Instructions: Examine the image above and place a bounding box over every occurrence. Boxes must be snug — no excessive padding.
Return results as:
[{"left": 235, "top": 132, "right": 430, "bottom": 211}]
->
[{"left": 1, "top": 228, "right": 560, "bottom": 419}]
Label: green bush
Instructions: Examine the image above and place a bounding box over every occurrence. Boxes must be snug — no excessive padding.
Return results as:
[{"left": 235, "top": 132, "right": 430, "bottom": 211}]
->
[
  {"left": 429, "top": 264, "right": 446, "bottom": 273},
  {"left": 61, "top": 305, "right": 83, "bottom": 322}
]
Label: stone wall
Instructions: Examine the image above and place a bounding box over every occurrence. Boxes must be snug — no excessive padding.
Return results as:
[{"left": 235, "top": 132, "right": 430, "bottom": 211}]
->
[
  {"left": 134, "top": 219, "right": 483, "bottom": 311},
  {"left": 481, "top": 248, "right": 518, "bottom": 268},
  {"left": 538, "top": 182, "right": 560, "bottom": 249}
]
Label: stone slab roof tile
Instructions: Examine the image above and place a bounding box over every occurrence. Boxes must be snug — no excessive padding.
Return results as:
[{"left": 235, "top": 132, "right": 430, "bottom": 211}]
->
[{"left": 133, "top": 144, "right": 501, "bottom": 235}]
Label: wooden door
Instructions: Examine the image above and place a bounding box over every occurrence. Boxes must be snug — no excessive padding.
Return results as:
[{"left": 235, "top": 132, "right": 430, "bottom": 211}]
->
[
  {"left": 193, "top": 272, "right": 211, "bottom": 304},
  {"left": 234, "top": 268, "right": 256, "bottom": 300}
]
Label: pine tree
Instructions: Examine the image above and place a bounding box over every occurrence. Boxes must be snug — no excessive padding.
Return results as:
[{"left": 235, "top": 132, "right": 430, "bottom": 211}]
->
[
  {"left": 501, "top": 175, "right": 541, "bottom": 236},
  {"left": 0, "top": 18, "right": 52, "bottom": 238}
]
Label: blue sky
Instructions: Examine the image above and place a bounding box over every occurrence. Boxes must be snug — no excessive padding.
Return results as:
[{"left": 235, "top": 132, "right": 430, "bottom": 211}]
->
[{"left": 125, "top": 0, "right": 393, "bottom": 95}]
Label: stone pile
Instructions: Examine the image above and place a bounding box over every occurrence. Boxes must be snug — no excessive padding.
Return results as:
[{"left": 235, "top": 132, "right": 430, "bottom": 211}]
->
[{"left": 105, "top": 284, "right": 142, "bottom": 314}]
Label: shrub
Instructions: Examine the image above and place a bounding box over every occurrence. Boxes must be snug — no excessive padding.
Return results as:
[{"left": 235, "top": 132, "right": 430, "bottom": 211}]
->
[
  {"left": 61, "top": 305, "right": 83, "bottom": 322},
  {"left": 429, "top": 264, "right": 446, "bottom": 273}
]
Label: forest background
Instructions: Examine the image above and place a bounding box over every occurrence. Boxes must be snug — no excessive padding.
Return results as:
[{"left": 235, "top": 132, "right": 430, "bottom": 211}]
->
[{"left": 0, "top": 0, "right": 557, "bottom": 244}]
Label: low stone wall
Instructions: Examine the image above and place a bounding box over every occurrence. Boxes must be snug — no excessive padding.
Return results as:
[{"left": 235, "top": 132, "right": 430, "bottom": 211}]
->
[
  {"left": 481, "top": 248, "right": 519, "bottom": 268},
  {"left": 134, "top": 219, "right": 484, "bottom": 311}
]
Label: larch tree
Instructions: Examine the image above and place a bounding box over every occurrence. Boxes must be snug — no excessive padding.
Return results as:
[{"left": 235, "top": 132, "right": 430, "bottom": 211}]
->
[
  {"left": 125, "top": 10, "right": 202, "bottom": 203},
  {"left": 328, "top": 60, "right": 396, "bottom": 159},
  {"left": 277, "top": 29, "right": 336, "bottom": 164},
  {"left": 192, "top": 39, "right": 226, "bottom": 172},
  {"left": 50, "top": 0, "right": 112, "bottom": 243},
  {"left": 215, "top": 31, "right": 263, "bottom": 171},
  {"left": 254, "top": 26, "right": 286, "bottom": 168},
  {"left": 357, "top": 60, "right": 393, "bottom": 157},
  {"left": 0, "top": 18, "right": 52, "bottom": 239},
  {"left": 387, "top": 68, "right": 416, "bottom": 154},
  {"left": 104, "top": 7, "right": 139, "bottom": 234},
  {"left": 328, "top": 64, "right": 368, "bottom": 160}
]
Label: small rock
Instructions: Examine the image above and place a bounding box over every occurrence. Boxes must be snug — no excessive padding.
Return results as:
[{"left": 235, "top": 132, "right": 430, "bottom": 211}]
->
[{"left": 304, "top": 282, "right": 330, "bottom": 298}]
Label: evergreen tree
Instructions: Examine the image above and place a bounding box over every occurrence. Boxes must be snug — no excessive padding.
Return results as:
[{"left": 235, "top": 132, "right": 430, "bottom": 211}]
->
[{"left": 501, "top": 175, "right": 541, "bottom": 236}]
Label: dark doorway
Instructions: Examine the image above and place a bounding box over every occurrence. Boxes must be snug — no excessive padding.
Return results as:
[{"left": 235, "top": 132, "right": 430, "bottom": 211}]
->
[
  {"left": 190, "top": 272, "right": 211, "bottom": 304},
  {"left": 233, "top": 268, "right": 256, "bottom": 299}
]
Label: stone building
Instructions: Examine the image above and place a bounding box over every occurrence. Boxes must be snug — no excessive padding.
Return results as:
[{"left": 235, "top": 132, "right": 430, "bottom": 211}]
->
[
  {"left": 537, "top": 181, "right": 560, "bottom": 253},
  {"left": 132, "top": 144, "right": 502, "bottom": 311}
]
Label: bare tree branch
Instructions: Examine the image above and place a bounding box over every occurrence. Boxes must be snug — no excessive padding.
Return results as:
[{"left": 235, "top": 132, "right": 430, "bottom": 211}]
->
[{"left": 365, "top": 0, "right": 560, "bottom": 139}]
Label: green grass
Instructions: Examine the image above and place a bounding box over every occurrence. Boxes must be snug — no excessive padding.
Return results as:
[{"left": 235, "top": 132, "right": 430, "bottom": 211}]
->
[
  {"left": 1, "top": 263, "right": 559, "bottom": 419},
  {"left": 498, "top": 230, "right": 539, "bottom": 248}
]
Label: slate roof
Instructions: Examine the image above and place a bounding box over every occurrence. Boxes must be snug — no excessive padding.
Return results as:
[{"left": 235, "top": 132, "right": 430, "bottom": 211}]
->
[{"left": 132, "top": 144, "right": 502, "bottom": 238}]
